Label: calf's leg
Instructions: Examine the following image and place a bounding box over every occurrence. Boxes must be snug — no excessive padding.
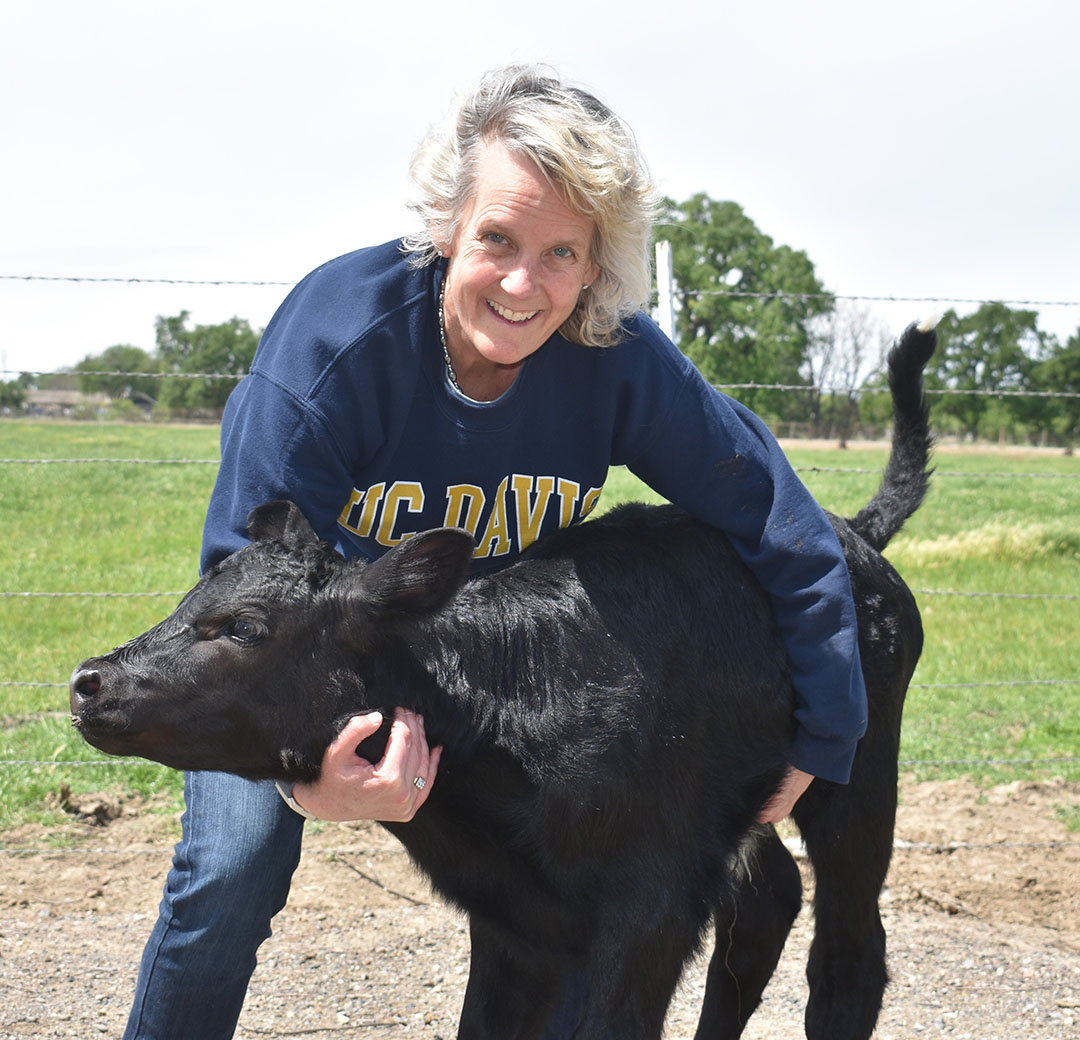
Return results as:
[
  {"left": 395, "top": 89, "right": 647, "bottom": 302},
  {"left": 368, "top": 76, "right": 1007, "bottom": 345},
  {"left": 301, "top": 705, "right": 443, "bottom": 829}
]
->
[
  {"left": 576, "top": 896, "right": 710, "bottom": 1039},
  {"left": 792, "top": 713, "right": 901, "bottom": 1040},
  {"left": 693, "top": 827, "right": 803, "bottom": 1039},
  {"left": 457, "top": 918, "right": 567, "bottom": 1040}
]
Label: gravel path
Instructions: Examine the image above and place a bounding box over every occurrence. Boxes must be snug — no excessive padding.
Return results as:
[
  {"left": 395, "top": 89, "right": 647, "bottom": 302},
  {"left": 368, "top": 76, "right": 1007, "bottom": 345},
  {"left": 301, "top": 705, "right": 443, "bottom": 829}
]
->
[{"left": 2, "top": 777, "right": 1077, "bottom": 1038}]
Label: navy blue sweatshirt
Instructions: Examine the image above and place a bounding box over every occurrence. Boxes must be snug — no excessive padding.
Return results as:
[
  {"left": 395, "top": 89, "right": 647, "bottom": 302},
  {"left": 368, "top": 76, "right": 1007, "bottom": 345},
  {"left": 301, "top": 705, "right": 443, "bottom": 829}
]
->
[{"left": 203, "top": 240, "right": 867, "bottom": 783}]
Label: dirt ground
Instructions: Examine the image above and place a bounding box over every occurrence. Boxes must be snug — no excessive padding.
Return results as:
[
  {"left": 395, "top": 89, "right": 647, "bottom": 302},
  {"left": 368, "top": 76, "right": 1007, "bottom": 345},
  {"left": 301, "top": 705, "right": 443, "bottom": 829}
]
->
[{"left": 1, "top": 776, "right": 1078, "bottom": 1039}]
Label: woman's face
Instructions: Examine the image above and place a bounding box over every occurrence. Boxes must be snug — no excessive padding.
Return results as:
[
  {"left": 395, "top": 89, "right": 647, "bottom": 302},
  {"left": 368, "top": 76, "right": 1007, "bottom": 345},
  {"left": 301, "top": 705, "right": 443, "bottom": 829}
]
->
[{"left": 440, "top": 140, "right": 599, "bottom": 399}]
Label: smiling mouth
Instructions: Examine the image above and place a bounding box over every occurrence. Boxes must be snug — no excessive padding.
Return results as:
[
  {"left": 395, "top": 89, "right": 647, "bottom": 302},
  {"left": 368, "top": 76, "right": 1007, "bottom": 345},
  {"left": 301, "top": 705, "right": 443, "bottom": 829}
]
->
[{"left": 488, "top": 299, "right": 539, "bottom": 324}]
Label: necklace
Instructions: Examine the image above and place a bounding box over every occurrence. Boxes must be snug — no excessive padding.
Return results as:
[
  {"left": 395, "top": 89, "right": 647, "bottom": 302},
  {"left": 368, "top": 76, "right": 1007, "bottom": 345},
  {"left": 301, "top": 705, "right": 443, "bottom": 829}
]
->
[{"left": 437, "top": 279, "right": 462, "bottom": 393}]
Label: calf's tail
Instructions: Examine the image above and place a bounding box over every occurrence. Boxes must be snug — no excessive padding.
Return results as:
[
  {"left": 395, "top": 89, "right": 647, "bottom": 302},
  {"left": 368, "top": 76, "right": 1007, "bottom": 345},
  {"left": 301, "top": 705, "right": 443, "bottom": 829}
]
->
[{"left": 847, "top": 319, "right": 937, "bottom": 552}]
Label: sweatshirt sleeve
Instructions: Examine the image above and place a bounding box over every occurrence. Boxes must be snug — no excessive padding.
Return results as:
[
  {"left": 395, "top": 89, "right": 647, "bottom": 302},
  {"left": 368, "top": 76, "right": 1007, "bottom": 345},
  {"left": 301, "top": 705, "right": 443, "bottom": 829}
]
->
[
  {"left": 200, "top": 371, "right": 359, "bottom": 572},
  {"left": 618, "top": 326, "right": 868, "bottom": 784},
  {"left": 199, "top": 242, "right": 422, "bottom": 574}
]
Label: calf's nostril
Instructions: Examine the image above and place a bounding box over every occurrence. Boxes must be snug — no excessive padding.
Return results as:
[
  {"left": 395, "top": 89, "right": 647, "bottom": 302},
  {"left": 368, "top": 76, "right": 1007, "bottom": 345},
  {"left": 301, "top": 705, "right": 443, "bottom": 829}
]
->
[{"left": 71, "top": 668, "right": 102, "bottom": 700}]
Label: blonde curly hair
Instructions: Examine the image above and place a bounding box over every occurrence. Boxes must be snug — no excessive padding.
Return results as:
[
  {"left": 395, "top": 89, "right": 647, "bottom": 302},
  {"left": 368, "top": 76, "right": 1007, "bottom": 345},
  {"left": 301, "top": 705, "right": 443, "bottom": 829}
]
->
[{"left": 402, "top": 64, "right": 659, "bottom": 348}]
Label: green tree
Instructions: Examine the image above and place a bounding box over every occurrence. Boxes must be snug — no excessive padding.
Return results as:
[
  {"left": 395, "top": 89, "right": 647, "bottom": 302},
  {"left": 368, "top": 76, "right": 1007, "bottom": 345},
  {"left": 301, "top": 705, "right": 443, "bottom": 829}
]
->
[
  {"left": 0, "top": 379, "right": 27, "bottom": 411},
  {"left": 1034, "top": 328, "right": 1080, "bottom": 450},
  {"left": 74, "top": 344, "right": 159, "bottom": 400},
  {"left": 155, "top": 311, "right": 259, "bottom": 412},
  {"left": 660, "top": 194, "right": 833, "bottom": 419},
  {"left": 927, "top": 304, "right": 1046, "bottom": 439}
]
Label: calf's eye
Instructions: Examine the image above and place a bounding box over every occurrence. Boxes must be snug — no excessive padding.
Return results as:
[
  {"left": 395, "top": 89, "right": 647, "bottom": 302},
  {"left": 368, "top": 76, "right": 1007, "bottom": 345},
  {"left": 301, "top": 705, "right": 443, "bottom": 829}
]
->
[{"left": 225, "top": 618, "right": 264, "bottom": 645}]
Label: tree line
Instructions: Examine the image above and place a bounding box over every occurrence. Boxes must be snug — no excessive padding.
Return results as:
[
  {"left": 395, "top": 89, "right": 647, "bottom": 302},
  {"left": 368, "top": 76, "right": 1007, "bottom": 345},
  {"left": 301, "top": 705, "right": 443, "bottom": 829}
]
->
[
  {"left": 74, "top": 312, "right": 259, "bottom": 418},
  {"left": 661, "top": 194, "right": 1079, "bottom": 447},
  {"left": 2, "top": 312, "right": 260, "bottom": 420},
  {"left": 5, "top": 192, "right": 1078, "bottom": 444}
]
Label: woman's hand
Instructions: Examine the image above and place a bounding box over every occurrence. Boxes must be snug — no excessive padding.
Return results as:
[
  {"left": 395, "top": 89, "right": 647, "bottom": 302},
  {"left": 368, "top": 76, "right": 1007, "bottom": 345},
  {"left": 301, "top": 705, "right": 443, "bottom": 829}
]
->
[
  {"left": 757, "top": 765, "right": 814, "bottom": 824},
  {"left": 291, "top": 708, "right": 441, "bottom": 822}
]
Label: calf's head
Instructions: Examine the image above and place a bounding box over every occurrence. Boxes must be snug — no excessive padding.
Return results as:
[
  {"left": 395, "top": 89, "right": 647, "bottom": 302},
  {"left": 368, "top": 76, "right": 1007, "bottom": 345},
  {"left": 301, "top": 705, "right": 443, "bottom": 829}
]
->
[{"left": 69, "top": 501, "right": 474, "bottom": 781}]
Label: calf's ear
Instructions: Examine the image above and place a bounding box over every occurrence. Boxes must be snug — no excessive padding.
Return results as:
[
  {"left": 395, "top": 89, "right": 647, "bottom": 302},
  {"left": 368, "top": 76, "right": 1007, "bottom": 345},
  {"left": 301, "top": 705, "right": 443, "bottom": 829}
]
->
[
  {"left": 362, "top": 528, "right": 475, "bottom": 616},
  {"left": 247, "top": 501, "right": 319, "bottom": 548}
]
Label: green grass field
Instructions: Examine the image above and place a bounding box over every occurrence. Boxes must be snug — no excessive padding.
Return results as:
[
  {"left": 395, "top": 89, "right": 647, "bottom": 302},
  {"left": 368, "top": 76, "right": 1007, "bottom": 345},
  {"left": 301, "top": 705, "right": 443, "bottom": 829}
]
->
[{"left": 2, "top": 422, "right": 1078, "bottom": 836}]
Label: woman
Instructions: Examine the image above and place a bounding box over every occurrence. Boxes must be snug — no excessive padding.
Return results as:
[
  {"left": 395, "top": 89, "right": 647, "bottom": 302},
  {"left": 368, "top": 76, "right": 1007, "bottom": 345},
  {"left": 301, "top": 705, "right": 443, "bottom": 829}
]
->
[{"left": 124, "top": 64, "right": 864, "bottom": 1038}]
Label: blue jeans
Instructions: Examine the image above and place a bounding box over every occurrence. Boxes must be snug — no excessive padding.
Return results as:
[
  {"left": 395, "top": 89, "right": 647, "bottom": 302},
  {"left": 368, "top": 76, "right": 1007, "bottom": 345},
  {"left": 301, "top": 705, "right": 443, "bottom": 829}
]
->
[
  {"left": 124, "top": 771, "right": 586, "bottom": 1039},
  {"left": 123, "top": 770, "right": 304, "bottom": 1039}
]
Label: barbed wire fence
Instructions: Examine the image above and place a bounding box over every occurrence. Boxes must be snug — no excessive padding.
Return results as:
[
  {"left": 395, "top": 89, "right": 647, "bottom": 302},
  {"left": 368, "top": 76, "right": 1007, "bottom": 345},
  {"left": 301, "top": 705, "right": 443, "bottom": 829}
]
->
[
  {"left": 6, "top": 269, "right": 1080, "bottom": 306},
  {"left": 1, "top": 273, "right": 1077, "bottom": 856}
]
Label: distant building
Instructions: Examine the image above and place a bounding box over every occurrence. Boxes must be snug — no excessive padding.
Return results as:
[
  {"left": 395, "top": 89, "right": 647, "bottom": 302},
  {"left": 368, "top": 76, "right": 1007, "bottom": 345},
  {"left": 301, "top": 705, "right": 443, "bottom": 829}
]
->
[{"left": 24, "top": 389, "right": 110, "bottom": 417}]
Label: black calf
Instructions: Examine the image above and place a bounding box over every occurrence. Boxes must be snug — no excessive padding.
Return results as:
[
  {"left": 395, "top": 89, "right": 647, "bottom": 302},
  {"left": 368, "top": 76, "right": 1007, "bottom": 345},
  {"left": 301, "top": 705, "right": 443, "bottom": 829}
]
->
[{"left": 70, "top": 322, "right": 937, "bottom": 1039}]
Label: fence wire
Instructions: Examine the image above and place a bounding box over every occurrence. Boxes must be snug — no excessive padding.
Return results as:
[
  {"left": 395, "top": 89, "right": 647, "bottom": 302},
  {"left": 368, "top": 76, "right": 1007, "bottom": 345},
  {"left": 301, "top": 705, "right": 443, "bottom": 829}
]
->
[
  {"left": 6, "top": 587, "right": 1076, "bottom": 601},
  {"left": 0, "top": 457, "right": 219, "bottom": 464},
  {"left": 2, "top": 284, "right": 1077, "bottom": 852},
  {"left": 11, "top": 365, "right": 1080, "bottom": 400},
  {"left": 2, "top": 754, "right": 1079, "bottom": 770},
  {"left": 4, "top": 270, "right": 1080, "bottom": 311},
  {"left": 3, "top": 459, "right": 1077, "bottom": 482}
]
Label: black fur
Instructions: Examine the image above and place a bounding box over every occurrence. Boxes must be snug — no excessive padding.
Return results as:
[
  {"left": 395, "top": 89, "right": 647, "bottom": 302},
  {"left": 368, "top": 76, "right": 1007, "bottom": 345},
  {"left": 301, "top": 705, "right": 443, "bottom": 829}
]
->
[{"left": 70, "top": 322, "right": 936, "bottom": 1039}]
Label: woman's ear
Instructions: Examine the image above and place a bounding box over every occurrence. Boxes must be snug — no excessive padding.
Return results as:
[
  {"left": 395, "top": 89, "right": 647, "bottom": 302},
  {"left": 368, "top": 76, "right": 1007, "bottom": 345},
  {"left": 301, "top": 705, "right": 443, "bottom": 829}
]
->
[{"left": 429, "top": 203, "right": 453, "bottom": 259}]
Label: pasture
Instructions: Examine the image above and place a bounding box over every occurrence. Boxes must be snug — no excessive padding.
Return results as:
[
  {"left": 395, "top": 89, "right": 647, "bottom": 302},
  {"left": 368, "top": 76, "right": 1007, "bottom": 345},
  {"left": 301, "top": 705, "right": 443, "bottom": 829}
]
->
[
  {"left": 2, "top": 423, "right": 1077, "bottom": 829},
  {"left": 1, "top": 422, "right": 1078, "bottom": 1037}
]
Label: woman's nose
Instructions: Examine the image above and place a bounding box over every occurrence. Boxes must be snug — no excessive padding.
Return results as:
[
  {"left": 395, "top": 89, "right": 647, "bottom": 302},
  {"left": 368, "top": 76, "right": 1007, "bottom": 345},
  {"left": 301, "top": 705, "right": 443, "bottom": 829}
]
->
[{"left": 501, "top": 257, "right": 539, "bottom": 297}]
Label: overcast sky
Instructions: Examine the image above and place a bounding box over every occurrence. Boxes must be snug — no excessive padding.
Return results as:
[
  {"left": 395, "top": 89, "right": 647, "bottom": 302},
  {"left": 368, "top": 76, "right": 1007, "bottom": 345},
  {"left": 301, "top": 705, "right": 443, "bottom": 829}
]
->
[{"left": 2, "top": 0, "right": 1077, "bottom": 377}]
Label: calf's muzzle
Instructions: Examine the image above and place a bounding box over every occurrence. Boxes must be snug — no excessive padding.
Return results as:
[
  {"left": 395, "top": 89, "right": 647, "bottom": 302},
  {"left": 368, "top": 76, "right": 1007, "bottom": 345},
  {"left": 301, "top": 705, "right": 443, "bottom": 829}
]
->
[{"left": 69, "top": 667, "right": 103, "bottom": 726}]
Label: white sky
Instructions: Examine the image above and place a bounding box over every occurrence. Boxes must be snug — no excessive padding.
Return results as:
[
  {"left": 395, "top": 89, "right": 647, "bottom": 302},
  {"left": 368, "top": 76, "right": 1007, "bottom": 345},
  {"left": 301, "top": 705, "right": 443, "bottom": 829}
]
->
[{"left": 1, "top": 0, "right": 1077, "bottom": 377}]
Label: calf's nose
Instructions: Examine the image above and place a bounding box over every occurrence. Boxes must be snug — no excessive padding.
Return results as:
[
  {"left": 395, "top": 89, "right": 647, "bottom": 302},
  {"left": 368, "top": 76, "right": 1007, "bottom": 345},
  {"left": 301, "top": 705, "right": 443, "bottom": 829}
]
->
[{"left": 70, "top": 668, "right": 102, "bottom": 705}]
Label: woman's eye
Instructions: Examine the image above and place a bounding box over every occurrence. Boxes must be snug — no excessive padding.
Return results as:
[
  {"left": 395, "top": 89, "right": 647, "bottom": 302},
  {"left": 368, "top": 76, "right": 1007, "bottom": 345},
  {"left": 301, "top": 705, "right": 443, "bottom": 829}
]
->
[{"left": 552, "top": 246, "right": 574, "bottom": 259}]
